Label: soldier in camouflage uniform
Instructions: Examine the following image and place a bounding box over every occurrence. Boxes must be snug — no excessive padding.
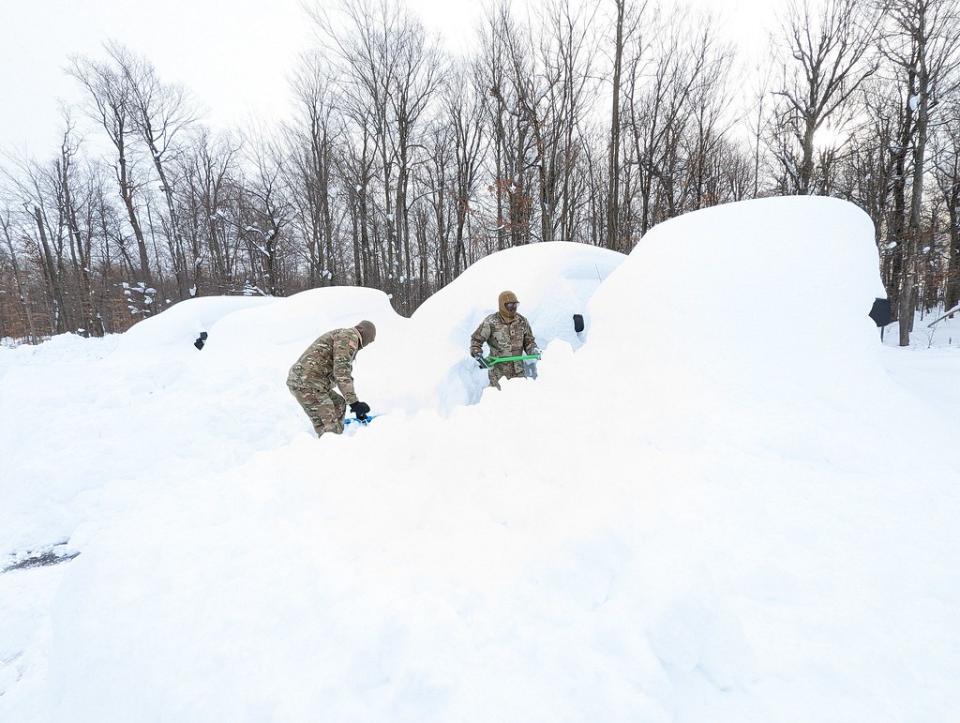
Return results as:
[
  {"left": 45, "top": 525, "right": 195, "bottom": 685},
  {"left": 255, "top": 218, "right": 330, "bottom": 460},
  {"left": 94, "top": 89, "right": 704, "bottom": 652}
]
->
[
  {"left": 287, "top": 320, "right": 376, "bottom": 437},
  {"left": 470, "top": 290, "right": 539, "bottom": 389}
]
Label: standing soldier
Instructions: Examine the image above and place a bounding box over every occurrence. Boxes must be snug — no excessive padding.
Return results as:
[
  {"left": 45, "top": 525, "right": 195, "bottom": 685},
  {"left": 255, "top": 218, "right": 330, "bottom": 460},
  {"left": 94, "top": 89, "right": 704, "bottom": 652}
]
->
[
  {"left": 287, "top": 320, "right": 376, "bottom": 437},
  {"left": 470, "top": 290, "right": 539, "bottom": 389}
]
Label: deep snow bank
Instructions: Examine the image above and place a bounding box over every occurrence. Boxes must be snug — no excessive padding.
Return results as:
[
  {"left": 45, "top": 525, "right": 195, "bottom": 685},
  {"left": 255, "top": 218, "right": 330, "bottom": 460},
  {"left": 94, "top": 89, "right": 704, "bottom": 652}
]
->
[
  {"left": 362, "top": 241, "right": 624, "bottom": 414},
  {"left": 1, "top": 243, "right": 621, "bottom": 558},
  {"left": 202, "top": 286, "right": 404, "bottom": 360},
  {"left": 587, "top": 195, "right": 887, "bottom": 399},
  {"left": 0, "top": 287, "right": 402, "bottom": 556},
  {"left": 580, "top": 196, "right": 902, "bottom": 464},
  {"left": 3, "top": 198, "right": 958, "bottom": 723},
  {"left": 114, "top": 296, "right": 274, "bottom": 355}
]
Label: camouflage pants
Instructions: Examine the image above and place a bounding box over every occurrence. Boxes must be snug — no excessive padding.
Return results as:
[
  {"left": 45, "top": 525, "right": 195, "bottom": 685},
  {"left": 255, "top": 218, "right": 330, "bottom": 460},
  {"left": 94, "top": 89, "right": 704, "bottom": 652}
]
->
[
  {"left": 288, "top": 383, "right": 346, "bottom": 437},
  {"left": 488, "top": 362, "right": 526, "bottom": 389}
]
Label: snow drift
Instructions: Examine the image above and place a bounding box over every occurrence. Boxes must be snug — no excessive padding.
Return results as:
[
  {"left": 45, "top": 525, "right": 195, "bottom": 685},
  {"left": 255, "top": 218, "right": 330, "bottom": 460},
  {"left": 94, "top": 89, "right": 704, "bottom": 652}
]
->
[
  {"left": 362, "top": 241, "right": 624, "bottom": 414},
  {"left": 0, "top": 287, "right": 401, "bottom": 555},
  {"left": 581, "top": 195, "right": 898, "bottom": 457},
  {"left": 1, "top": 198, "right": 958, "bottom": 723}
]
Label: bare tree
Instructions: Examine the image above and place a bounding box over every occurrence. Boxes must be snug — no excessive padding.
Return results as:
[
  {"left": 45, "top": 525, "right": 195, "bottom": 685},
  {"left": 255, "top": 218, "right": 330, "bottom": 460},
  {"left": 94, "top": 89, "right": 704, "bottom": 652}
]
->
[
  {"left": 0, "top": 207, "right": 38, "bottom": 342},
  {"left": 482, "top": 4, "right": 537, "bottom": 249},
  {"left": 881, "top": 0, "right": 960, "bottom": 344},
  {"left": 625, "top": 8, "right": 710, "bottom": 232},
  {"left": 446, "top": 63, "right": 486, "bottom": 277},
  {"left": 242, "top": 129, "right": 291, "bottom": 297},
  {"left": 69, "top": 50, "right": 154, "bottom": 293},
  {"left": 288, "top": 53, "right": 340, "bottom": 287},
  {"left": 108, "top": 43, "right": 196, "bottom": 299},
  {"left": 606, "top": 0, "right": 627, "bottom": 248},
  {"left": 933, "top": 103, "right": 960, "bottom": 309},
  {"left": 773, "top": 0, "right": 880, "bottom": 195},
  {"left": 177, "top": 128, "right": 243, "bottom": 294}
]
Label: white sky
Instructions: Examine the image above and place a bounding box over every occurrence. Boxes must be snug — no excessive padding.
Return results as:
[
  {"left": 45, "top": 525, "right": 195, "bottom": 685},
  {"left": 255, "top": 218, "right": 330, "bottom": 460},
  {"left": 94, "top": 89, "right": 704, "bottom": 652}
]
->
[{"left": 0, "top": 0, "right": 781, "bottom": 159}]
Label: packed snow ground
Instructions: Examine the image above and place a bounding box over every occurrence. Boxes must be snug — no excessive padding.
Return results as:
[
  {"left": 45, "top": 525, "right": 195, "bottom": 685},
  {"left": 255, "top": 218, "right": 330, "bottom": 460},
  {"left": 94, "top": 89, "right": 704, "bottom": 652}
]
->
[{"left": 2, "top": 198, "right": 958, "bottom": 722}]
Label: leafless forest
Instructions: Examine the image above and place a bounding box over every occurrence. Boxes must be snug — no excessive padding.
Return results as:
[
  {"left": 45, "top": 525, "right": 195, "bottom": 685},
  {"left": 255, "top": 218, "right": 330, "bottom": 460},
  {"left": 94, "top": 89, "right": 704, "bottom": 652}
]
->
[{"left": 2, "top": 0, "right": 959, "bottom": 346}]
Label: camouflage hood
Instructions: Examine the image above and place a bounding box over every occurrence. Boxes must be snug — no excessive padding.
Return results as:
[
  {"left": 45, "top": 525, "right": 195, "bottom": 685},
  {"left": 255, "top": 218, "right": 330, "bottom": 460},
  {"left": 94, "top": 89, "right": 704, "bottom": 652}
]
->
[
  {"left": 355, "top": 320, "right": 376, "bottom": 348},
  {"left": 498, "top": 290, "right": 518, "bottom": 321}
]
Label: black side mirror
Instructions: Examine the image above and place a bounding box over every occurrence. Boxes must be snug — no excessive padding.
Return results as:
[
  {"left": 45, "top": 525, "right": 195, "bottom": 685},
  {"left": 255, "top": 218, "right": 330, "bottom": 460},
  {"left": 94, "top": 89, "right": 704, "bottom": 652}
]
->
[
  {"left": 868, "top": 299, "right": 891, "bottom": 327},
  {"left": 194, "top": 331, "right": 208, "bottom": 350},
  {"left": 573, "top": 314, "right": 585, "bottom": 333}
]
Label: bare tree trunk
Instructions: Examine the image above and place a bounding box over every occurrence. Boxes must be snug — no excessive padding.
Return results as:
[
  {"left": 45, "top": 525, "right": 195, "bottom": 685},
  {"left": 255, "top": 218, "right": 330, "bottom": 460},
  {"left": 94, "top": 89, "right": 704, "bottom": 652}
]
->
[
  {"left": 34, "top": 206, "right": 66, "bottom": 333},
  {"left": 0, "top": 211, "right": 38, "bottom": 341},
  {"left": 889, "top": 0, "right": 960, "bottom": 344},
  {"left": 607, "top": 0, "right": 625, "bottom": 248},
  {"left": 900, "top": 83, "right": 929, "bottom": 345},
  {"left": 947, "top": 215, "right": 960, "bottom": 309}
]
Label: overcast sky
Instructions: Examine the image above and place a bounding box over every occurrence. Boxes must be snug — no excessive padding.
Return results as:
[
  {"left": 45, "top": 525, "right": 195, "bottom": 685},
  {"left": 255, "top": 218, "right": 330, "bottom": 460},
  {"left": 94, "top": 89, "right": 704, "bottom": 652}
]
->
[{"left": 0, "top": 0, "right": 781, "bottom": 158}]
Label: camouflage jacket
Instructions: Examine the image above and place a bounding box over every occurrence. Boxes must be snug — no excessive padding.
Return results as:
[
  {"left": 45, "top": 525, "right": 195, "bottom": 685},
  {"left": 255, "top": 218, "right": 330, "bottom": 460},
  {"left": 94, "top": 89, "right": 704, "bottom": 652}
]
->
[
  {"left": 469, "top": 313, "right": 537, "bottom": 363},
  {"left": 287, "top": 328, "right": 362, "bottom": 403}
]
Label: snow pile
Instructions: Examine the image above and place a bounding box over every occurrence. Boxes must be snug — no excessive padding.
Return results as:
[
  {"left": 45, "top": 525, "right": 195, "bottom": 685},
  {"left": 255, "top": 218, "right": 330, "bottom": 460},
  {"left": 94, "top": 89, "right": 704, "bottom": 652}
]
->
[
  {"left": 0, "top": 287, "right": 400, "bottom": 556},
  {"left": 363, "top": 241, "right": 623, "bottom": 414},
  {"left": 2, "top": 198, "right": 958, "bottom": 722},
  {"left": 112, "top": 295, "right": 274, "bottom": 358},
  {"left": 203, "top": 286, "right": 404, "bottom": 359},
  {"left": 0, "top": 332, "right": 114, "bottom": 383},
  {"left": 587, "top": 195, "right": 887, "bottom": 390},
  {"left": 582, "top": 195, "right": 896, "bottom": 458}
]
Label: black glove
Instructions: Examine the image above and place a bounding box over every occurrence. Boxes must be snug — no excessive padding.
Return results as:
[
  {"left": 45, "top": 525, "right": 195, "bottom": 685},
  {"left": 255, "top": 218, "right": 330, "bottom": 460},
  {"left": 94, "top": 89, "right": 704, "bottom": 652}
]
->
[
  {"left": 349, "top": 401, "right": 370, "bottom": 419},
  {"left": 474, "top": 353, "right": 487, "bottom": 369}
]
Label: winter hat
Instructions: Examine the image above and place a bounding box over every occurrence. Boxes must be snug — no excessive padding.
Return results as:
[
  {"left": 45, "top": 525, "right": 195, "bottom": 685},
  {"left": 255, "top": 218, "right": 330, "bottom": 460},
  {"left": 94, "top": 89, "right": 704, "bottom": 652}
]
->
[
  {"left": 498, "top": 290, "right": 519, "bottom": 320},
  {"left": 355, "top": 320, "right": 376, "bottom": 347}
]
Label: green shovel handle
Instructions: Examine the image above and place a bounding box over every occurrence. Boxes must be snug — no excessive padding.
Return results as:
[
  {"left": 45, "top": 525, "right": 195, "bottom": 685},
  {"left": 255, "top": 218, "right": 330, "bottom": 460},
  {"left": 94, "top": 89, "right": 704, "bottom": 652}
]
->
[{"left": 483, "top": 353, "right": 541, "bottom": 367}]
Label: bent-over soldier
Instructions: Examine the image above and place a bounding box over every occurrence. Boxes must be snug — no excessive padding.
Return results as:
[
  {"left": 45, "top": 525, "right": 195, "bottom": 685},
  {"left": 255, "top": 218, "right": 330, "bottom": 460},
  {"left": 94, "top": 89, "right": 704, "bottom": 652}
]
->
[{"left": 287, "top": 320, "right": 376, "bottom": 436}]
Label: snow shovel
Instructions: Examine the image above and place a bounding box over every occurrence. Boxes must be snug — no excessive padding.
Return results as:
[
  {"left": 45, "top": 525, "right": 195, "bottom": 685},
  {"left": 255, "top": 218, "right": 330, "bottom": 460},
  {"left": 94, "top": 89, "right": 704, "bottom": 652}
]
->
[
  {"left": 482, "top": 353, "right": 542, "bottom": 369},
  {"left": 344, "top": 414, "right": 379, "bottom": 426}
]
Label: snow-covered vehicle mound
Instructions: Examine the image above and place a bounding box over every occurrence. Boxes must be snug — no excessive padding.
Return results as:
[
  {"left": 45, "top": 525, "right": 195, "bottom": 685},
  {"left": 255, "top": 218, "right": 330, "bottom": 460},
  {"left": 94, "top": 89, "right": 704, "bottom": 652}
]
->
[
  {"left": 363, "top": 241, "right": 624, "bottom": 414},
  {"left": 113, "top": 295, "right": 274, "bottom": 357},
  {"left": 582, "top": 195, "right": 895, "bottom": 451},
  {"left": 111, "top": 287, "right": 404, "bottom": 367},
  {"left": 201, "top": 286, "right": 403, "bottom": 358}
]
